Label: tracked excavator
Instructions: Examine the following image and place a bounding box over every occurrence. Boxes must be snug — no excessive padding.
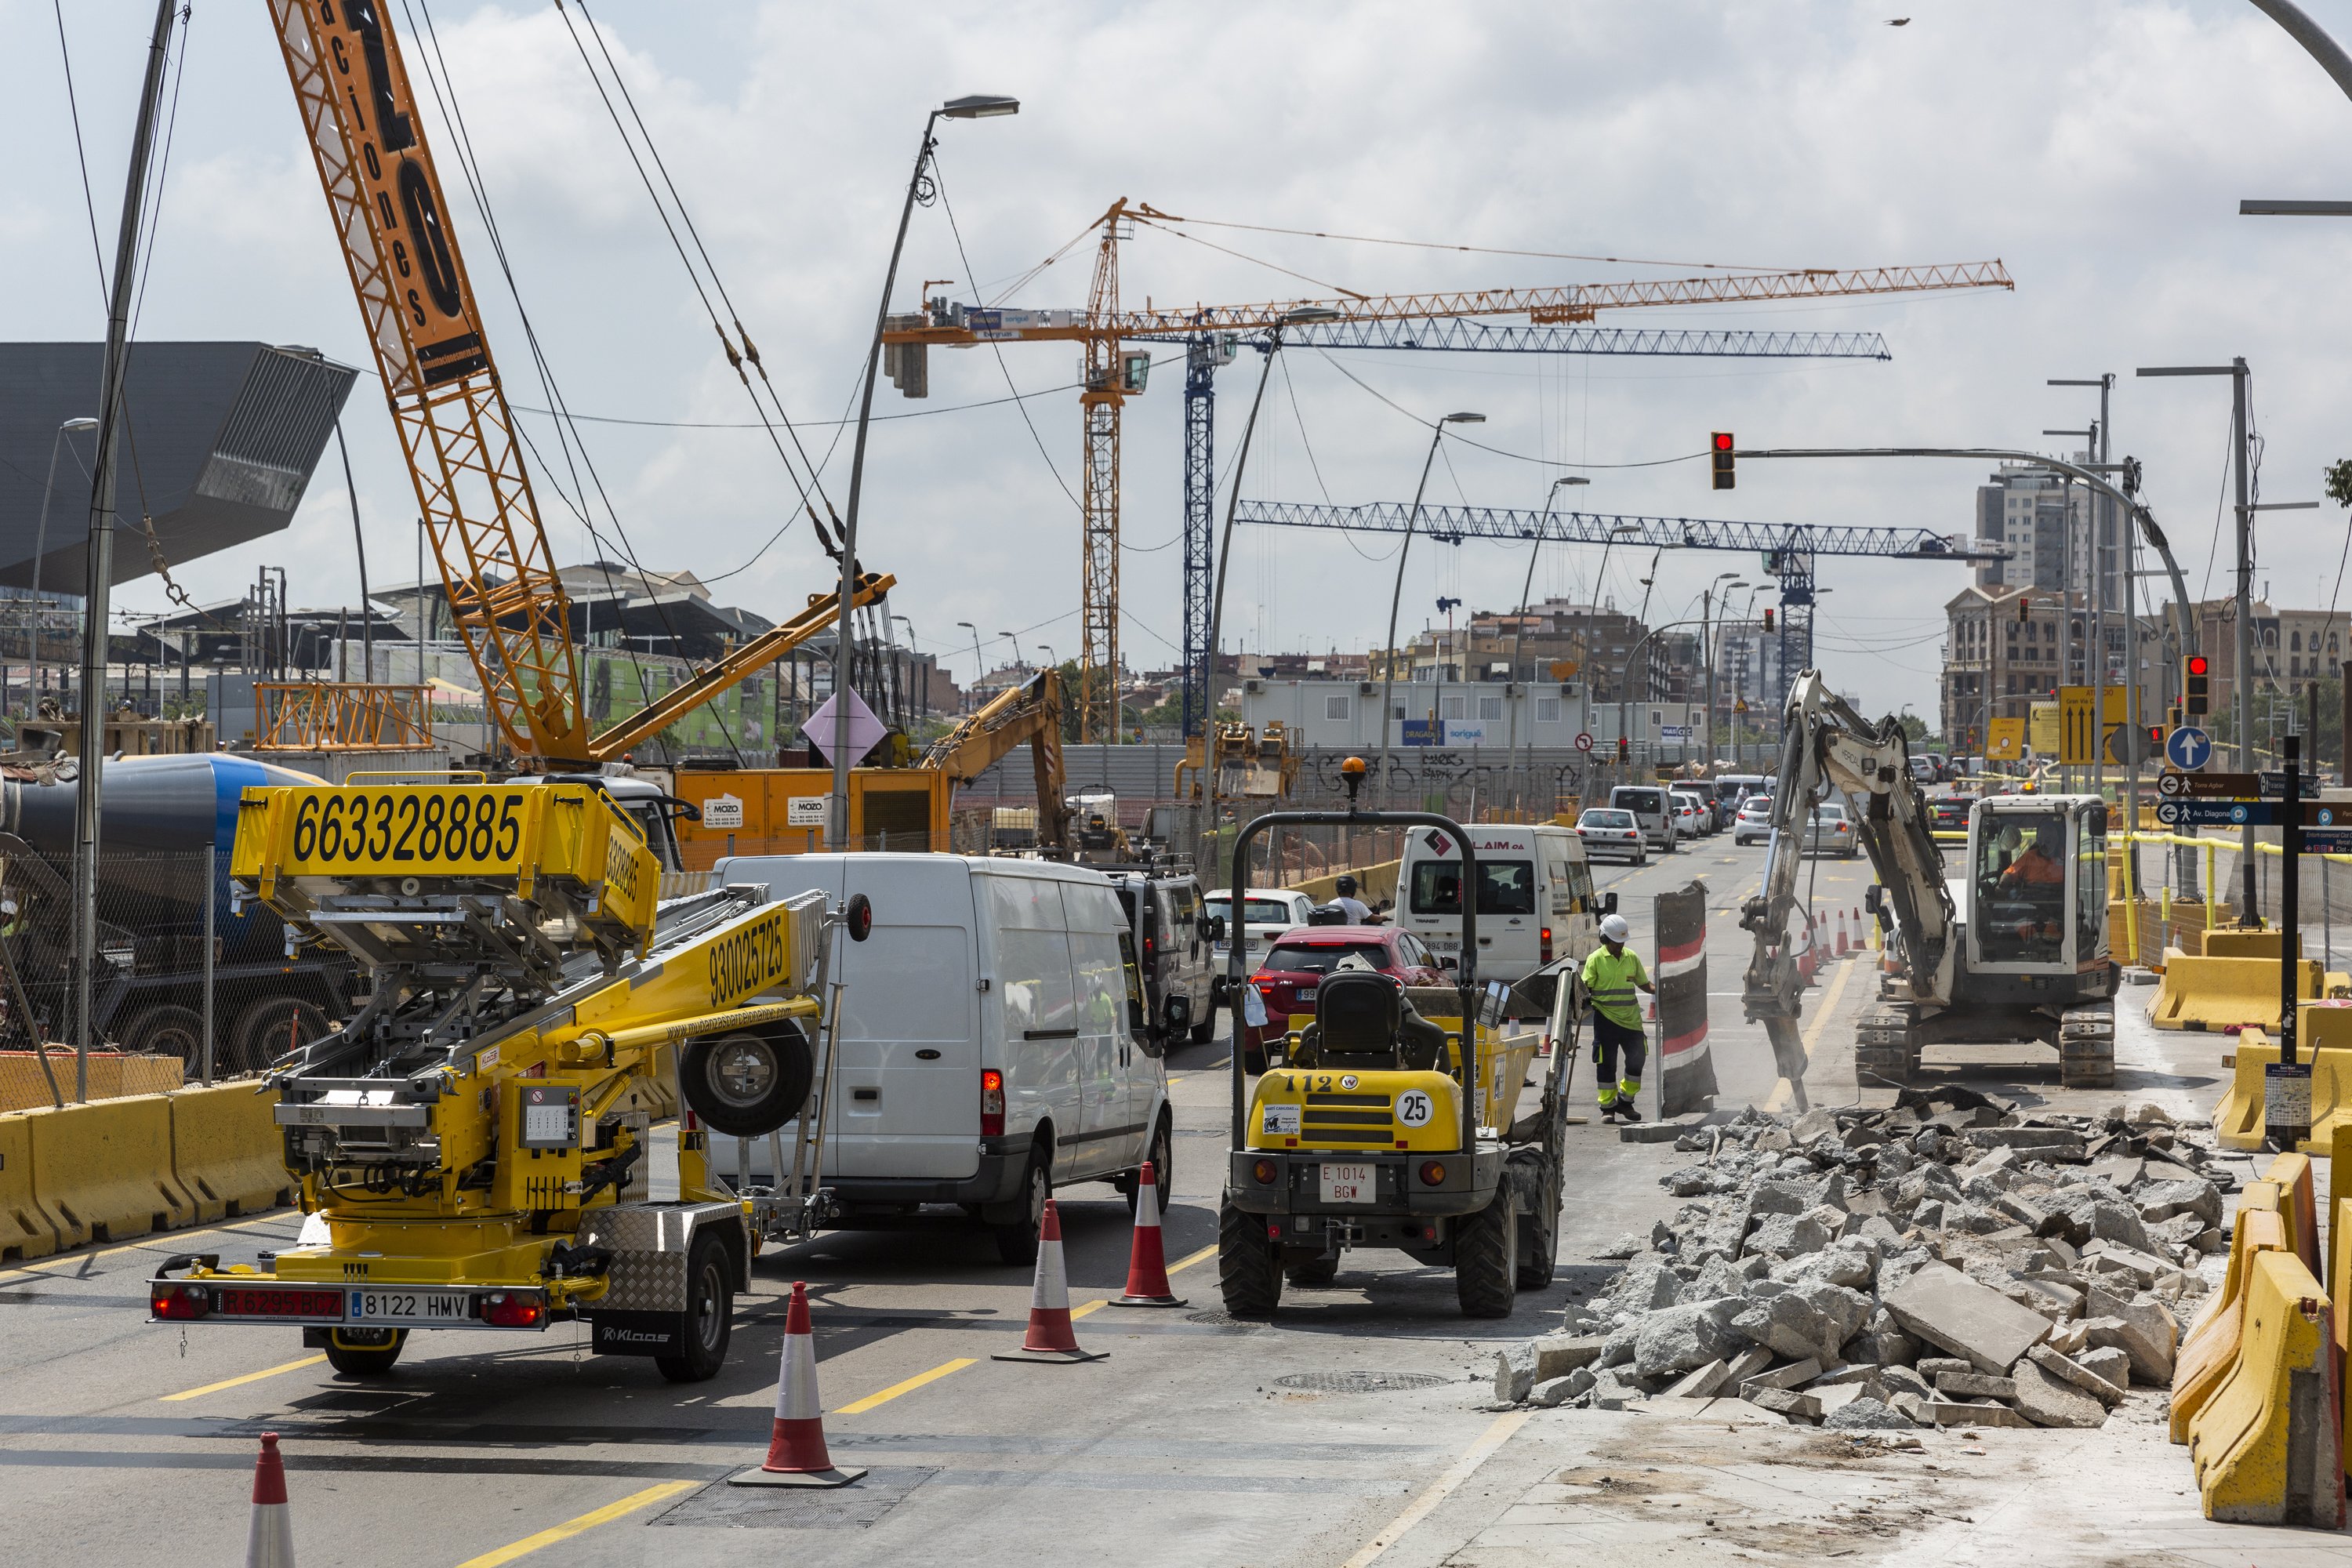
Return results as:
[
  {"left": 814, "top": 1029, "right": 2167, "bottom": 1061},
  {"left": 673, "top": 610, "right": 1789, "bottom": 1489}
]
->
[
  {"left": 1740, "top": 671, "right": 2115, "bottom": 1102},
  {"left": 920, "top": 669, "right": 1075, "bottom": 855}
]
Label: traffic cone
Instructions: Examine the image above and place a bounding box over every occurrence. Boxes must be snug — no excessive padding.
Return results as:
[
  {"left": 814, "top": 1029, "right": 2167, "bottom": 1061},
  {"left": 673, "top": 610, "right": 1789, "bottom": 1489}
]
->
[
  {"left": 994, "top": 1200, "right": 1109, "bottom": 1363},
  {"left": 1834, "top": 909, "right": 1849, "bottom": 956},
  {"left": 729, "top": 1281, "right": 866, "bottom": 1489},
  {"left": 246, "top": 1432, "right": 293, "bottom": 1568},
  {"left": 1112, "top": 1161, "right": 1187, "bottom": 1308}
]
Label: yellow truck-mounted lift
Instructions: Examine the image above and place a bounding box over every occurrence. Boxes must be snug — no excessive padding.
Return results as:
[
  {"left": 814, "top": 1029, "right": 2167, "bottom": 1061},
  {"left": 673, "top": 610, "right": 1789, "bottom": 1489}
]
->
[{"left": 148, "top": 777, "right": 869, "bottom": 1380}]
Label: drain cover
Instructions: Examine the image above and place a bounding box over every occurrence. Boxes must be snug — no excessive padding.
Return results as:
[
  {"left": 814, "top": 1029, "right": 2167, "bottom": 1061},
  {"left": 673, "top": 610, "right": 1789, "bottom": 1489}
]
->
[
  {"left": 1185, "top": 1310, "right": 1263, "bottom": 1330},
  {"left": 1272, "top": 1370, "right": 1449, "bottom": 1393}
]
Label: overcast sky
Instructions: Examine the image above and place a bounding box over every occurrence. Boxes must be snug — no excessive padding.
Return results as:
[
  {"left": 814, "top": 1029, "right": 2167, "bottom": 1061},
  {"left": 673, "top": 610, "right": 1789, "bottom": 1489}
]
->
[{"left": 5, "top": 0, "right": 2352, "bottom": 721}]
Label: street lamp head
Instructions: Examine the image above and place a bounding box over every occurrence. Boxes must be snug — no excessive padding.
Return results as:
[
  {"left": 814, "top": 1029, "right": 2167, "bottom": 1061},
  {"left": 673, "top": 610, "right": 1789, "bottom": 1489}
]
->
[
  {"left": 1551, "top": 474, "right": 1591, "bottom": 487},
  {"left": 60, "top": 418, "right": 98, "bottom": 433},
  {"left": 1715, "top": 571, "right": 1740, "bottom": 581},
  {"left": 956, "top": 620, "right": 975, "bottom": 629},
  {"left": 1442, "top": 411, "right": 1486, "bottom": 425},
  {"left": 940, "top": 95, "right": 1019, "bottom": 118}
]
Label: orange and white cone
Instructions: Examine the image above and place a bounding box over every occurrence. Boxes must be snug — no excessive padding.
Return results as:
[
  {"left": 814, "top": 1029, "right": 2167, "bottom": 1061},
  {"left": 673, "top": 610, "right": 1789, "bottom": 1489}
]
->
[
  {"left": 1834, "top": 910, "right": 1849, "bottom": 956},
  {"left": 246, "top": 1432, "right": 293, "bottom": 1568},
  {"left": 994, "top": 1199, "right": 1108, "bottom": 1363},
  {"left": 1112, "top": 1161, "right": 1187, "bottom": 1308},
  {"left": 729, "top": 1281, "right": 866, "bottom": 1489}
]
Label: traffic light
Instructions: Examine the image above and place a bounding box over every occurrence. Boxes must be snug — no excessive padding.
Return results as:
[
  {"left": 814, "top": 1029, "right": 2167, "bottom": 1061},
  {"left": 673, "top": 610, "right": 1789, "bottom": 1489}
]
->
[
  {"left": 2017, "top": 593, "right": 2031, "bottom": 624},
  {"left": 1762, "top": 606, "right": 1775, "bottom": 632},
  {"left": 1617, "top": 735, "right": 1631, "bottom": 763},
  {"left": 2184, "top": 654, "right": 2210, "bottom": 717},
  {"left": 1711, "top": 431, "right": 1735, "bottom": 491}
]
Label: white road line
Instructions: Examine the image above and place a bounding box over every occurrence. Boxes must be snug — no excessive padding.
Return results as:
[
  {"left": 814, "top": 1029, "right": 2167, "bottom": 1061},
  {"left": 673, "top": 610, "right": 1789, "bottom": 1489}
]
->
[{"left": 1340, "top": 1409, "right": 1530, "bottom": 1567}]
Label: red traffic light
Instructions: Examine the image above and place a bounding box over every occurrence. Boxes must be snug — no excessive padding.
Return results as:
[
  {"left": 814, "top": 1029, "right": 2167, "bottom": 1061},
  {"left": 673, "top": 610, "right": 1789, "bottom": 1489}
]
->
[
  {"left": 1712, "top": 432, "right": 1734, "bottom": 452},
  {"left": 2187, "top": 655, "right": 2209, "bottom": 677},
  {"left": 1762, "top": 607, "right": 1775, "bottom": 631}
]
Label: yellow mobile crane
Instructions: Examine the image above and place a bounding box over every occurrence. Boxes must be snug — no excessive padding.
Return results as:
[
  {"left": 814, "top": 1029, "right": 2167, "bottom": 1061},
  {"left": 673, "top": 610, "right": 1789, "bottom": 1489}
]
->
[
  {"left": 150, "top": 776, "right": 872, "bottom": 1378},
  {"left": 257, "top": 0, "right": 890, "bottom": 769}
]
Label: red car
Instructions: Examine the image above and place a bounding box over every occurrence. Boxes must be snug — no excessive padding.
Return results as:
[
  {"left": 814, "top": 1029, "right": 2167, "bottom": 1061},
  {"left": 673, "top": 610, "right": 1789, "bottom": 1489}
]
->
[{"left": 1240, "top": 925, "right": 1449, "bottom": 1073}]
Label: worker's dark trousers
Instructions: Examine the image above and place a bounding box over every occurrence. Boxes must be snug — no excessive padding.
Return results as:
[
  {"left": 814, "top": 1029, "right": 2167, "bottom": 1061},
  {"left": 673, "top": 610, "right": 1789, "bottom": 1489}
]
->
[{"left": 1591, "top": 1014, "right": 1646, "bottom": 1107}]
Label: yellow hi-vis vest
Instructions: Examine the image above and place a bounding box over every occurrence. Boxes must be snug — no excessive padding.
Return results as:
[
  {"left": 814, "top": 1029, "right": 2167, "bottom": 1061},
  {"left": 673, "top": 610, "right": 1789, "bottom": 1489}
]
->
[{"left": 1581, "top": 944, "right": 1649, "bottom": 1029}]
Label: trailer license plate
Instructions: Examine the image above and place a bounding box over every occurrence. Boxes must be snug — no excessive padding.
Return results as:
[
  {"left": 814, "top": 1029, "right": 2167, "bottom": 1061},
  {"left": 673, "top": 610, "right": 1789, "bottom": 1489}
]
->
[
  {"left": 350, "top": 1289, "right": 470, "bottom": 1325},
  {"left": 1319, "top": 1163, "right": 1376, "bottom": 1204}
]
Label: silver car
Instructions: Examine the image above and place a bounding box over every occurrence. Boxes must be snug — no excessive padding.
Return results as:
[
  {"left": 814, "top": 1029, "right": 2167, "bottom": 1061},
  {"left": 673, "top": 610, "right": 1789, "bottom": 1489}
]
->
[{"left": 1804, "top": 800, "right": 1860, "bottom": 858}]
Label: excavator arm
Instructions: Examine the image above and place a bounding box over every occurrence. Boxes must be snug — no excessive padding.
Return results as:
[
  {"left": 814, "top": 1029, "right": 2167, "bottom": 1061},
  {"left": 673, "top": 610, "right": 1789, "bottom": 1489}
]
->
[
  {"left": 920, "top": 670, "right": 1074, "bottom": 851},
  {"left": 1739, "top": 670, "right": 1955, "bottom": 1107}
]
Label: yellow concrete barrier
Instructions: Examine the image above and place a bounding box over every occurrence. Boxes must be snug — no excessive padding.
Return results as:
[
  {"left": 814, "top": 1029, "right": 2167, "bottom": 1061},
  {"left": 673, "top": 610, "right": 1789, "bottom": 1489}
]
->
[
  {"left": 2154, "top": 952, "right": 2327, "bottom": 1032},
  {"left": 1289, "top": 858, "right": 1400, "bottom": 909},
  {"left": 0, "top": 1051, "right": 183, "bottom": 1113},
  {"left": 2209, "top": 1037, "right": 2352, "bottom": 1152},
  {"left": 0, "top": 1113, "right": 58, "bottom": 1261},
  {"left": 2205, "top": 927, "right": 2289, "bottom": 960},
  {"left": 2175, "top": 1205, "right": 2290, "bottom": 1443},
  {"left": 2333, "top": 1193, "right": 2352, "bottom": 1484},
  {"left": 20, "top": 1094, "right": 197, "bottom": 1247},
  {"left": 2267, "top": 1151, "right": 2324, "bottom": 1282},
  {"left": 2189, "top": 1247, "right": 2345, "bottom": 1526},
  {"left": 166, "top": 1083, "right": 292, "bottom": 1224}
]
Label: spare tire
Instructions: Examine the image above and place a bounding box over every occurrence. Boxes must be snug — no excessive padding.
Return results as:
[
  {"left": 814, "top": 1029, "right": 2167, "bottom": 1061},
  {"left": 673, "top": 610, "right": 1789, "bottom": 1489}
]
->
[{"left": 681, "top": 1021, "right": 814, "bottom": 1137}]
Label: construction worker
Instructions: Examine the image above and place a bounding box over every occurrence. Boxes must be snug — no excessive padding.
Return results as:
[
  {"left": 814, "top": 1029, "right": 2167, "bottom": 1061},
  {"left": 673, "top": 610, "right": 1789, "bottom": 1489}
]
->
[
  {"left": 1330, "top": 875, "right": 1372, "bottom": 924},
  {"left": 1581, "top": 912, "right": 1655, "bottom": 1122}
]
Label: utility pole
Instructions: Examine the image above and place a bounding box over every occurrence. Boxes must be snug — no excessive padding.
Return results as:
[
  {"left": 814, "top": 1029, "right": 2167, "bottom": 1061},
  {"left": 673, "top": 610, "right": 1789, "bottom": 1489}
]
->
[{"left": 73, "top": 0, "right": 180, "bottom": 1098}]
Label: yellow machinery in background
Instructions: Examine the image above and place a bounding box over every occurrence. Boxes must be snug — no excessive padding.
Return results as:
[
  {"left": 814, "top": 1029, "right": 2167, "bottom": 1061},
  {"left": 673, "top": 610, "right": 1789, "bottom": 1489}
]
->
[{"left": 149, "top": 777, "right": 870, "bottom": 1381}]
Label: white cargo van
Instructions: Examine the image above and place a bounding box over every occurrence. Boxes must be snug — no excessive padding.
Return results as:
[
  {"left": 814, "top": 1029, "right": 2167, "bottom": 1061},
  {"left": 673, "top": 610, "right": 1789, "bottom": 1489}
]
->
[
  {"left": 712, "top": 853, "right": 1171, "bottom": 1265},
  {"left": 1610, "top": 782, "right": 1680, "bottom": 852},
  {"left": 1394, "top": 823, "right": 1607, "bottom": 1007}
]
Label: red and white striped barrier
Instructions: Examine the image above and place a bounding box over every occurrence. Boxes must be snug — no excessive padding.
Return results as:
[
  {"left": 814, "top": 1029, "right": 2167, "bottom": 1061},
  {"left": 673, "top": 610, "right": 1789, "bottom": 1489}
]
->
[
  {"left": 731, "top": 1280, "right": 866, "bottom": 1489},
  {"left": 1112, "top": 1162, "right": 1187, "bottom": 1308},
  {"left": 246, "top": 1432, "right": 293, "bottom": 1568},
  {"left": 994, "top": 1199, "right": 1108, "bottom": 1363}
]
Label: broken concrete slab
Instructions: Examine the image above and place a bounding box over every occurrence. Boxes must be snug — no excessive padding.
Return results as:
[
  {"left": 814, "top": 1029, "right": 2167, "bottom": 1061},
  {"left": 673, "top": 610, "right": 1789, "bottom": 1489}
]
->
[
  {"left": 1748, "top": 1386, "right": 1824, "bottom": 1422},
  {"left": 2024, "top": 1342, "right": 2125, "bottom": 1409},
  {"left": 1883, "top": 1261, "right": 2055, "bottom": 1374},
  {"left": 1495, "top": 1341, "right": 1540, "bottom": 1403},
  {"left": 1530, "top": 1334, "right": 1607, "bottom": 1381},
  {"left": 2010, "top": 1356, "right": 2107, "bottom": 1428},
  {"left": 1731, "top": 1292, "right": 1832, "bottom": 1363},
  {"left": 1824, "top": 1396, "right": 1919, "bottom": 1430},
  {"left": 1661, "top": 1358, "right": 1733, "bottom": 1400},
  {"left": 1934, "top": 1370, "right": 2018, "bottom": 1400},
  {"left": 2082, "top": 1287, "right": 2177, "bottom": 1384},
  {"left": 2074, "top": 1345, "right": 2132, "bottom": 1398},
  {"left": 1923, "top": 1398, "right": 2034, "bottom": 1429},
  {"left": 1739, "top": 1356, "right": 1823, "bottom": 1393},
  {"left": 1529, "top": 1370, "right": 1593, "bottom": 1407},
  {"left": 1634, "top": 1298, "right": 1742, "bottom": 1378}
]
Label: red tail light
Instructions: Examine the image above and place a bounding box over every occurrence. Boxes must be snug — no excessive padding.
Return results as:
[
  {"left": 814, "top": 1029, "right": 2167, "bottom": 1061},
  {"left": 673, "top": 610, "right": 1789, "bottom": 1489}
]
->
[
  {"left": 981, "top": 1068, "right": 1005, "bottom": 1137},
  {"left": 1252, "top": 1159, "right": 1277, "bottom": 1184},
  {"left": 482, "top": 1290, "right": 545, "bottom": 1328},
  {"left": 1540, "top": 926, "right": 1553, "bottom": 964},
  {"left": 151, "top": 1282, "right": 210, "bottom": 1320},
  {"left": 1419, "top": 1161, "right": 1448, "bottom": 1186},
  {"left": 1144, "top": 935, "right": 1156, "bottom": 959}
]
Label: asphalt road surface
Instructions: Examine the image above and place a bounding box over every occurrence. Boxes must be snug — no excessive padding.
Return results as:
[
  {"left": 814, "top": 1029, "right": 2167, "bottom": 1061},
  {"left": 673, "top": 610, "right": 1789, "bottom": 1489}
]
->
[{"left": 0, "top": 832, "right": 1890, "bottom": 1568}]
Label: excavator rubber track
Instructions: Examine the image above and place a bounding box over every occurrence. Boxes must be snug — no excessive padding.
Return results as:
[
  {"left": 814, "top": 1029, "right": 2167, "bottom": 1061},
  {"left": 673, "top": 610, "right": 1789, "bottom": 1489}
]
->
[
  {"left": 1854, "top": 1001, "right": 1921, "bottom": 1088},
  {"left": 2057, "top": 999, "right": 2116, "bottom": 1089}
]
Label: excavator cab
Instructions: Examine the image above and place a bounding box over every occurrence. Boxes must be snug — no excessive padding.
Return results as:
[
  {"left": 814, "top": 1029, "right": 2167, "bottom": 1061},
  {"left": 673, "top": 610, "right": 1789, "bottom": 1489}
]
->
[{"left": 1966, "top": 795, "right": 2107, "bottom": 974}]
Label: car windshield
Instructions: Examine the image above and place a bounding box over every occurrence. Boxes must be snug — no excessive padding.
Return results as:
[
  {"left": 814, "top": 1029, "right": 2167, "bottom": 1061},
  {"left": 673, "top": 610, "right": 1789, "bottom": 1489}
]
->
[
  {"left": 1976, "top": 810, "right": 2069, "bottom": 962},
  {"left": 1264, "top": 941, "right": 1392, "bottom": 975},
  {"left": 1207, "top": 896, "right": 1297, "bottom": 926},
  {"left": 1409, "top": 859, "right": 1537, "bottom": 916},
  {"left": 1811, "top": 804, "right": 1847, "bottom": 822},
  {"left": 1616, "top": 789, "right": 1664, "bottom": 812},
  {"left": 1581, "top": 811, "right": 1635, "bottom": 828},
  {"left": 1740, "top": 798, "right": 1771, "bottom": 814}
]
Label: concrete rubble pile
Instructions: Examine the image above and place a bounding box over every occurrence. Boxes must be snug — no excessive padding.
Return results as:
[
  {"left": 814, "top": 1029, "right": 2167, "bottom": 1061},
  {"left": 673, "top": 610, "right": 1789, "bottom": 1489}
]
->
[{"left": 1496, "top": 1086, "right": 2225, "bottom": 1430}]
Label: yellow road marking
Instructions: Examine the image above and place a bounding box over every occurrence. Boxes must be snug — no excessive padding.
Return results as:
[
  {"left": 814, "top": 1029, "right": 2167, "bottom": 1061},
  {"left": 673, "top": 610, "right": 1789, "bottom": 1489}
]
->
[
  {"left": 1069, "top": 1298, "right": 1108, "bottom": 1320},
  {"left": 1341, "top": 1409, "right": 1531, "bottom": 1566},
  {"left": 161, "top": 1353, "right": 328, "bottom": 1403},
  {"left": 834, "top": 1356, "right": 975, "bottom": 1415},
  {"left": 3, "top": 1210, "right": 292, "bottom": 1279},
  {"left": 454, "top": 1481, "right": 697, "bottom": 1568},
  {"left": 1167, "top": 1243, "right": 1217, "bottom": 1276},
  {"left": 1762, "top": 956, "right": 1858, "bottom": 1113}
]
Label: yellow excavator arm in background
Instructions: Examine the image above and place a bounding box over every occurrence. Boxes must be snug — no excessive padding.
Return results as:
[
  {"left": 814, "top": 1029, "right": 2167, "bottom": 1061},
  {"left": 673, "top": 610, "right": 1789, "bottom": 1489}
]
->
[{"left": 921, "top": 669, "right": 1074, "bottom": 851}]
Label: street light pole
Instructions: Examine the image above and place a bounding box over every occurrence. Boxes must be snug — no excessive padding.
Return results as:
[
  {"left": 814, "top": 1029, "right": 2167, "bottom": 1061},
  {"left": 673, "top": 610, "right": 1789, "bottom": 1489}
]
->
[
  {"left": 956, "top": 620, "right": 981, "bottom": 715},
  {"left": 1584, "top": 522, "right": 1640, "bottom": 786},
  {"left": 830, "top": 94, "right": 1017, "bottom": 850},
  {"left": 1704, "top": 571, "right": 1738, "bottom": 770},
  {"left": 1375, "top": 412, "right": 1483, "bottom": 808},
  {"left": 28, "top": 418, "right": 96, "bottom": 720},
  {"left": 1506, "top": 475, "right": 1587, "bottom": 815}
]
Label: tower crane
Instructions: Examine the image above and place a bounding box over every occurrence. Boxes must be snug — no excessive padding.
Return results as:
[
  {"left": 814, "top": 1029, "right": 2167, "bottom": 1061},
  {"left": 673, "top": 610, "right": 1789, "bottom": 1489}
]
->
[
  {"left": 883, "top": 197, "right": 2011, "bottom": 742},
  {"left": 265, "top": 0, "right": 887, "bottom": 768}
]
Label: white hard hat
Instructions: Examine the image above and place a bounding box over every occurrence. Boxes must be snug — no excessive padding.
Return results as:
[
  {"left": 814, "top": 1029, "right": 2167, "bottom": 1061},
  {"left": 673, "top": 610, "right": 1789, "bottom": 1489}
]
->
[{"left": 1599, "top": 913, "right": 1632, "bottom": 942}]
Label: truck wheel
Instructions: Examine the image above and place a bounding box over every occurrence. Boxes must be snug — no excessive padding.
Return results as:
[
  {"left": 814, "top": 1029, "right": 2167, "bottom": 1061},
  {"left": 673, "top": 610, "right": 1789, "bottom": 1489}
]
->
[
  {"left": 1509, "top": 1149, "right": 1559, "bottom": 1290},
  {"left": 1218, "top": 1198, "right": 1283, "bottom": 1319},
  {"left": 125, "top": 1004, "right": 205, "bottom": 1065},
  {"left": 680, "top": 1022, "right": 813, "bottom": 1138},
  {"left": 324, "top": 1327, "right": 406, "bottom": 1377},
  {"left": 1455, "top": 1183, "right": 1519, "bottom": 1319},
  {"left": 231, "top": 997, "right": 330, "bottom": 1074},
  {"left": 1127, "top": 1116, "right": 1174, "bottom": 1217},
  {"left": 993, "top": 1150, "right": 1050, "bottom": 1267},
  {"left": 655, "top": 1232, "right": 733, "bottom": 1383},
  {"left": 1190, "top": 996, "right": 1218, "bottom": 1044}
]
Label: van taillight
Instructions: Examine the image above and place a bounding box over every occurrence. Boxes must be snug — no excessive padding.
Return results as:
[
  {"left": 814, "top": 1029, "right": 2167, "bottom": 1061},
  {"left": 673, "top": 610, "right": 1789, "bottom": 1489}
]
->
[
  {"left": 981, "top": 1069, "right": 1005, "bottom": 1137},
  {"left": 1541, "top": 927, "right": 1552, "bottom": 963}
]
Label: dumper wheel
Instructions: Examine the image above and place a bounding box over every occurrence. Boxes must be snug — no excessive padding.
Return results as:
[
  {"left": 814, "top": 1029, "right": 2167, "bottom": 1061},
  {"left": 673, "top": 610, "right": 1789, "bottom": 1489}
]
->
[
  {"left": 1508, "top": 1149, "right": 1559, "bottom": 1290},
  {"left": 1218, "top": 1198, "right": 1283, "bottom": 1319},
  {"left": 1854, "top": 1003, "right": 1919, "bottom": 1089},
  {"left": 2059, "top": 1000, "right": 2116, "bottom": 1090},
  {"left": 1454, "top": 1184, "right": 1518, "bottom": 1319},
  {"left": 324, "top": 1327, "right": 406, "bottom": 1377},
  {"left": 655, "top": 1232, "right": 733, "bottom": 1383}
]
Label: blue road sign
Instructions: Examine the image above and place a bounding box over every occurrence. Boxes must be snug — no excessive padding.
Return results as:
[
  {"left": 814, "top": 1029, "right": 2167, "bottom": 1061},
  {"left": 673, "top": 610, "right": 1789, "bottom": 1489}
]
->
[
  {"left": 2157, "top": 799, "right": 2277, "bottom": 826},
  {"left": 2303, "top": 829, "right": 2352, "bottom": 855},
  {"left": 2165, "top": 726, "right": 2213, "bottom": 771}
]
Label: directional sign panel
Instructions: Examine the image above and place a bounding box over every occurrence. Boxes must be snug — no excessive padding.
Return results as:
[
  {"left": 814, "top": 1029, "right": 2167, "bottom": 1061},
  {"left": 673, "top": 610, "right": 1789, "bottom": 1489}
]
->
[
  {"left": 2304, "top": 829, "right": 2352, "bottom": 856},
  {"left": 2157, "top": 771, "right": 2259, "bottom": 800},
  {"left": 2165, "top": 725, "right": 2212, "bottom": 771},
  {"left": 2157, "top": 800, "right": 2274, "bottom": 827}
]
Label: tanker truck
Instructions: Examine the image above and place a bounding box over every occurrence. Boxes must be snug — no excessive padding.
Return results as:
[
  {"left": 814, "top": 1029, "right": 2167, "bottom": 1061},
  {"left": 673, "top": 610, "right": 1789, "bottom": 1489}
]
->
[{"left": 0, "top": 753, "right": 361, "bottom": 1072}]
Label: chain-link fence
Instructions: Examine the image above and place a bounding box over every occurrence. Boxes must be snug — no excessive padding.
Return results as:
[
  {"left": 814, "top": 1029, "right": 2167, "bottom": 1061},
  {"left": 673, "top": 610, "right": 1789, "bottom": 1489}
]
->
[
  {"left": 2110, "top": 828, "right": 2352, "bottom": 971},
  {"left": 0, "top": 847, "right": 352, "bottom": 1097}
]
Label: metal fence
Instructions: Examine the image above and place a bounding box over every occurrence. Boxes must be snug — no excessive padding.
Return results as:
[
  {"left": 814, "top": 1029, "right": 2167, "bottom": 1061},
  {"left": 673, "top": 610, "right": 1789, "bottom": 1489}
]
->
[{"left": 2111, "top": 829, "right": 2352, "bottom": 971}]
